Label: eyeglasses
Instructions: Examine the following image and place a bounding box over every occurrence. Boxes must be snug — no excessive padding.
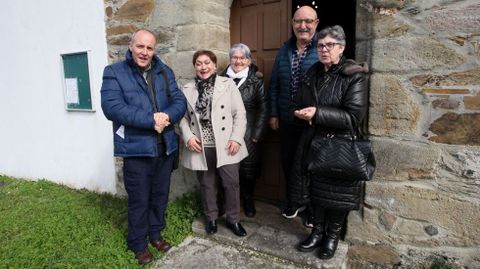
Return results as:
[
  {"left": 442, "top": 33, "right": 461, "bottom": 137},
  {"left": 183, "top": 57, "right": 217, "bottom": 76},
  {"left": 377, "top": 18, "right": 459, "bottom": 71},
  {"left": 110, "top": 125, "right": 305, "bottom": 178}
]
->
[
  {"left": 232, "top": 56, "right": 247, "bottom": 62},
  {"left": 317, "top": 42, "right": 342, "bottom": 51},
  {"left": 292, "top": 18, "right": 318, "bottom": 25}
]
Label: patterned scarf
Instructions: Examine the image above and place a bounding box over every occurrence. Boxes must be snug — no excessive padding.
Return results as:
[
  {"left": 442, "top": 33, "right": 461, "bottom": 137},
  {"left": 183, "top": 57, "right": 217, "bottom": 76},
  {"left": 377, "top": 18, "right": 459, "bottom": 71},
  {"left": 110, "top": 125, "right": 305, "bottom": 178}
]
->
[{"left": 195, "top": 74, "right": 216, "bottom": 122}]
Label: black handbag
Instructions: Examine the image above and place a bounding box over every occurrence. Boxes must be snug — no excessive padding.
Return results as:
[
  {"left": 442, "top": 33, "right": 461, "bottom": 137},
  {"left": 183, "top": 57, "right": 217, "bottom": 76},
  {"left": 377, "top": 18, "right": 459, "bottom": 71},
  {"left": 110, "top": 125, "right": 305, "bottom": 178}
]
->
[{"left": 306, "top": 133, "right": 375, "bottom": 181}]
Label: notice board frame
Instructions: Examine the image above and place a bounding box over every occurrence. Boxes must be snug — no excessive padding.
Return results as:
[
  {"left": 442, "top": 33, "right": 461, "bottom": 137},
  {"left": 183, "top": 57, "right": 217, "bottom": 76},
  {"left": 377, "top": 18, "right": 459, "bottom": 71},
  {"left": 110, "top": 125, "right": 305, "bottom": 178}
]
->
[{"left": 60, "top": 51, "right": 94, "bottom": 112}]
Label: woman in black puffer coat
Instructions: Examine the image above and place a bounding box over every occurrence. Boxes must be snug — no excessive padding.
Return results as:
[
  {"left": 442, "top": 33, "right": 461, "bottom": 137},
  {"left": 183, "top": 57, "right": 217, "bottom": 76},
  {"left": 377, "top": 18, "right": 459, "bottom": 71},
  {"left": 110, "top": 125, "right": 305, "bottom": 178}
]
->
[
  {"left": 290, "top": 25, "right": 369, "bottom": 260},
  {"left": 221, "top": 43, "right": 268, "bottom": 217}
]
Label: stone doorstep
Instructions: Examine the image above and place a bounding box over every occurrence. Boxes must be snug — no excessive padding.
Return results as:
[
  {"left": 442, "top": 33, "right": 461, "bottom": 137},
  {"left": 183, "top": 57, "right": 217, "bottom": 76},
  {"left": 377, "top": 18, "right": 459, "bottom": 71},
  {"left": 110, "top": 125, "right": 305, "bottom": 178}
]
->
[{"left": 191, "top": 201, "right": 349, "bottom": 269}]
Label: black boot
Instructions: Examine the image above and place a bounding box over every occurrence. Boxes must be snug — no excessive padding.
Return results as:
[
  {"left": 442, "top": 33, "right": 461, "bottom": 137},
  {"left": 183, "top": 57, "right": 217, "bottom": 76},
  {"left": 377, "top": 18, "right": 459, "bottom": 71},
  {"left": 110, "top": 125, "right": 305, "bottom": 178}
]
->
[
  {"left": 297, "top": 226, "right": 324, "bottom": 252},
  {"left": 318, "top": 210, "right": 347, "bottom": 260},
  {"left": 243, "top": 195, "right": 256, "bottom": 217}
]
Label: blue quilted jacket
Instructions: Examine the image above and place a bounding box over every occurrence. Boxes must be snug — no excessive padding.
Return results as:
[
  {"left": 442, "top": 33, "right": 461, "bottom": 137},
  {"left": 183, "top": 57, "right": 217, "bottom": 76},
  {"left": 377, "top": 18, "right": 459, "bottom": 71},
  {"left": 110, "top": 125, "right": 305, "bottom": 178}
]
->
[
  {"left": 268, "top": 35, "right": 319, "bottom": 124},
  {"left": 101, "top": 51, "right": 187, "bottom": 157}
]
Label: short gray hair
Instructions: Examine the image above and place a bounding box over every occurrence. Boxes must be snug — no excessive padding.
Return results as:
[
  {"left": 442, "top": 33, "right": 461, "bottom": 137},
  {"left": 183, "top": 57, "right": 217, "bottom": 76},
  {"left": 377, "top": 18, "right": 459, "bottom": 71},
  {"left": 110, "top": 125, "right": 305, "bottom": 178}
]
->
[
  {"left": 229, "top": 43, "right": 252, "bottom": 62},
  {"left": 318, "top": 25, "right": 346, "bottom": 46}
]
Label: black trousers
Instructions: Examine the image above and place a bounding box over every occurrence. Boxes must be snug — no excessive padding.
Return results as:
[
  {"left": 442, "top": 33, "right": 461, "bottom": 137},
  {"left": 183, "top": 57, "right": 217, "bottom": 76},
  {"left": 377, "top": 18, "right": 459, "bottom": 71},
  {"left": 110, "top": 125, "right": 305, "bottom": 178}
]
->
[
  {"left": 123, "top": 143, "right": 174, "bottom": 253},
  {"left": 279, "top": 122, "right": 303, "bottom": 205}
]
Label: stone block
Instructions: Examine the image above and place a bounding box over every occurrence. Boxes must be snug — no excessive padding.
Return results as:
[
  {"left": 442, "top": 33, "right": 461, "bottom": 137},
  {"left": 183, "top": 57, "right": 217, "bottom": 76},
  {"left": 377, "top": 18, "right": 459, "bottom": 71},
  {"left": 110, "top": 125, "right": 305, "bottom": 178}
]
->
[
  {"left": 464, "top": 92, "right": 480, "bottom": 110},
  {"left": 177, "top": 25, "right": 229, "bottom": 52},
  {"left": 357, "top": 10, "right": 412, "bottom": 40},
  {"left": 371, "top": 138, "right": 441, "bottom": 181},
  {"left": 365, "top": 183, "right": 480, "bottom": 246},
  {"left": 369, "top": 74, "right": 420, "bottom": 137},
  {"left": 105, "top": 6, "right": 113, "bottom": 17},
  {"left": 107, "top": 34, "right": 131, "bottom": 46},
  {"left": 424, "top": 3, "right": 480, "bottom": 35},
  {"left": 163, "top": 51, "right": 196, "bottom": 81},
  {"left": 429, "top": 112, "right": 480, "bottom": 145},
  {"left": 367, "top": 0, "right": 410, "bottom": 9},
  {"left": 431, "top": 98, "right": 460, "bottom": 109},
  {"left": 410, "top": 68, "right": 480, "bottom": 87},
  {"left": 347, "top": 243, "right": 401, "bottom": 268},
  {"left": 151, "top": 0, "right": 229, "bottom": 28},
  {"left": 113, "top": 0, "right": 154, "bottom": 22},
  {"left": 106, "top": 25, "right": 138, "bottom": 37},
  {"left": 152, "top": 27, "right": 176, "bottom": 48},
  {"left": 169, "top": 167, "right": 198, "bottom": 201},
  {"left": 422, "top": 88, "right": 470, "bottom": 95},
  {"left": 371, "top": 37, "right": 465, "bottom": 72}
]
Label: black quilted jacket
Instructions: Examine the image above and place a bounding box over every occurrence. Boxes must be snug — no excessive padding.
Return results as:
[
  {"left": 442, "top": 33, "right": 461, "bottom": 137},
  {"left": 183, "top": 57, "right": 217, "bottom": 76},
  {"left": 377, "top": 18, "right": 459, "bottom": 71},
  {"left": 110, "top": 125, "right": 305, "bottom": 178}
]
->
[
  {"left": 289, "top": 57, "right": 368, "bottom": 210},
  {"left": 221, "top": 64, "right": 268, "bottom": 179}
]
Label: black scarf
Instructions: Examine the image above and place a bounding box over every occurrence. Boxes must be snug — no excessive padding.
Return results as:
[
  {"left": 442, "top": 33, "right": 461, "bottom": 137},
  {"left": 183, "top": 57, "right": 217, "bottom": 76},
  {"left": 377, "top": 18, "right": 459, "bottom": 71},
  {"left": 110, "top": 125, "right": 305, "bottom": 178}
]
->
[{"left": 195, "top": 74, "right": 216, "bottom": 122}]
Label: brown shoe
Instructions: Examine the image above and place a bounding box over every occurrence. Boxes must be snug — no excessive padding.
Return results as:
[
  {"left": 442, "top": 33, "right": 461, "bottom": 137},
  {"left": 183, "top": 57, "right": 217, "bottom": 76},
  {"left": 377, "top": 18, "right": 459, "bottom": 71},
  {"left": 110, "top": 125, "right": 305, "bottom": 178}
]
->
[
  {"left": 150, "top": 239, "right": 172, "bottom": 253},
  {"left": 135, "top": 249, "right": 154, "bottom": 265}
]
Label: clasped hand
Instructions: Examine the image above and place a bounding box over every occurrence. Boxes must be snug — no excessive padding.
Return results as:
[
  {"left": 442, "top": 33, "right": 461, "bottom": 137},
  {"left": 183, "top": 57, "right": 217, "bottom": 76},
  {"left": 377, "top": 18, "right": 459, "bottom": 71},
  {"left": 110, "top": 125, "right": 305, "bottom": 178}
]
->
[
  {"left": 294, "top": 107, "right": 316, "bottom": 125},
  {"left": 186, "top": 138, "right": 240, "bottom": 156},
  {"left": 154, "top": 112, "right": 170, "bottom": 133}
]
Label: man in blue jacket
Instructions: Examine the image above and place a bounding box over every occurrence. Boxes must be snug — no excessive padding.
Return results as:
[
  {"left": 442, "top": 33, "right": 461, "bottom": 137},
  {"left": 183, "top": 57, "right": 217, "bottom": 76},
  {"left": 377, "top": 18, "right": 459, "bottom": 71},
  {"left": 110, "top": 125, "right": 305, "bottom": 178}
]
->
[
  {"left": 268, "top": 6, "right": 319, "bottom": 221},
  {"left": 101, "top": 29, "right": 186, "bottom": 265}
]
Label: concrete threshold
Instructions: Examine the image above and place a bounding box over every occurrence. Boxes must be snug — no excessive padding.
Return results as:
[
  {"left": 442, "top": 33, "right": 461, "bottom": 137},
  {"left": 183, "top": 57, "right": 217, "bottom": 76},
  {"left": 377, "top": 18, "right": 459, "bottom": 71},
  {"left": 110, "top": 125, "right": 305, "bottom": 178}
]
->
[{"left": 156, "top": 201, "right": 348, "bottom": 269}]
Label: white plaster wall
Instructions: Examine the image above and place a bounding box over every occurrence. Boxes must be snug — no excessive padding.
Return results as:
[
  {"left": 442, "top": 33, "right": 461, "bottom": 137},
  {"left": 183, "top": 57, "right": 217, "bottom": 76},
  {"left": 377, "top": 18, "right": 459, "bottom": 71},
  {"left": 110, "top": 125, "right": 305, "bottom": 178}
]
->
[{"left": 0, "top": 1, "right": 116, "bottom": 193}]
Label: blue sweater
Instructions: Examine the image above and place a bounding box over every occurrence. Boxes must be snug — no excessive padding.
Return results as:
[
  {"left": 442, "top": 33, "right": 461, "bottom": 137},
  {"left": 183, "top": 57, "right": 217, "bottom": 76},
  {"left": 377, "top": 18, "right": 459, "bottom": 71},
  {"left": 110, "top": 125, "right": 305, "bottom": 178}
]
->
[
  {"left": 268, "top": 35, "right": 319, "bottom": 124},
  {"left": 101, "top": 51, "right": 187, "bottom": 157}
]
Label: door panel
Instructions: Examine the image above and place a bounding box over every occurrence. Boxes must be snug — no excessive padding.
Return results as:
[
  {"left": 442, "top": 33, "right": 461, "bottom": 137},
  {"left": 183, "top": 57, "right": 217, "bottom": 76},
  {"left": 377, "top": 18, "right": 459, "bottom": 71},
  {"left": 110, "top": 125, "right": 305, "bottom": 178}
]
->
[{"left": 230, "top": 0, "right": 291, "bottom": 204}]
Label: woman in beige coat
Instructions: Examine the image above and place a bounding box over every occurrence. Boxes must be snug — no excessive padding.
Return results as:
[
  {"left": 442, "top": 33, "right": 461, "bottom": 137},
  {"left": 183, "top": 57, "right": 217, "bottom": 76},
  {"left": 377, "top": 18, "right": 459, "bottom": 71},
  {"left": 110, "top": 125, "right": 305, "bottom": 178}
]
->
[{"left": 180, "top": 50, "right": 248, "bottom": 236}]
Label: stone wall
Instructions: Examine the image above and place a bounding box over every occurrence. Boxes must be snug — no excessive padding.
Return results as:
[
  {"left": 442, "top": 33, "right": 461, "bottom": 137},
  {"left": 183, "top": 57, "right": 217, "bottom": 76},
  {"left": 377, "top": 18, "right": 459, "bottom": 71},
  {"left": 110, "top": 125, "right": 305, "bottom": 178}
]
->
[
  {"left": 103, "top": 0, "right": 480, "bottom": 267},
  {"left": 350, "top": 0, "right": 480, "bottom": 268}
]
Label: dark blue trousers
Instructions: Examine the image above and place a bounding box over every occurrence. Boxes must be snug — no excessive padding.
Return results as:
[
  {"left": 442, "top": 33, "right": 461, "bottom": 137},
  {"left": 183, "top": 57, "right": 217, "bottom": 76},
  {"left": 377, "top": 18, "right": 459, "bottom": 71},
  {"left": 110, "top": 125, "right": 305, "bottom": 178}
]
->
[
  {"left": 279, "top": 122, "right": 303, "bottom": 204},
  {"left": 123, "top": 143, "right": 174, "bottom": 253}
]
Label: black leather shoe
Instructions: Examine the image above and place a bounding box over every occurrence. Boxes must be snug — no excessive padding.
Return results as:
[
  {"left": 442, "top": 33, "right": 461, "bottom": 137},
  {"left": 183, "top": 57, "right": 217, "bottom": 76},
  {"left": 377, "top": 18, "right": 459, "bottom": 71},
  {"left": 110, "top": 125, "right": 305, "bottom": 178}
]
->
[
  {"left": 206, "top": 220, "right": 217, "bottom": 234},
  {"left": 243, "top": 197, "right": 256, "bottom": 217},
  {"left": 226, "top": 222, "right": 247, "bottom": 237},
  {"left": 297, "top": 228, "right": 323, "bottom": 252}
]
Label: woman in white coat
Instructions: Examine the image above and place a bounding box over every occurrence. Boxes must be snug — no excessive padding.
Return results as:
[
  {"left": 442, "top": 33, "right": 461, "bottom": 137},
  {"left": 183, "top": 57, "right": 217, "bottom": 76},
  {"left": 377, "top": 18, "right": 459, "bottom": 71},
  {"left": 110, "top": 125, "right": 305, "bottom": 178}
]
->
[{"left": 180, "top": 50, "right": 248, "bottom": 236}]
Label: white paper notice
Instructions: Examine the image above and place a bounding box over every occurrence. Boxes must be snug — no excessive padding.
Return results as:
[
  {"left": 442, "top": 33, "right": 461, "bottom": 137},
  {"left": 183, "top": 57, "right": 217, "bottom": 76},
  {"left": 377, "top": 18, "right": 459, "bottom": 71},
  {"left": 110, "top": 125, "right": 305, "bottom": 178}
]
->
[
  {"left": 116, "top": 125, "right": 125, "bottom": 139},
  {"left": 65, "top": 78, "right": 80, "bottom": 104}
]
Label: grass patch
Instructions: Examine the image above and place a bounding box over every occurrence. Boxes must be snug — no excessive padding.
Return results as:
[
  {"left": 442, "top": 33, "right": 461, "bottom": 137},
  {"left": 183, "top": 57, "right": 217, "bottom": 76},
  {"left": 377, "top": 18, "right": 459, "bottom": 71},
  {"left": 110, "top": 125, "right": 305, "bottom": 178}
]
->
[{"left": 0, "top": 175, "right": 201, "bottom": 268}]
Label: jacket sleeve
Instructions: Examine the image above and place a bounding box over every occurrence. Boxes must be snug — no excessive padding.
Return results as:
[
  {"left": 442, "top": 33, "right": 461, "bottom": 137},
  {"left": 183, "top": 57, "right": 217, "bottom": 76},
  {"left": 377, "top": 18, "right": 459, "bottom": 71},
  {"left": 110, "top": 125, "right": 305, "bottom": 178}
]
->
[
  {"left": 252, "top": 79, "right": 269, "bottom": 141},
  {"left": 290, "top": 74, "right": 315, "bottom": 128},
  {"left": 179, "top": 110, "right": 195, "bottom": 145},
  {"left": 268, "top": 55, "right": 281, "bottom": 118},
  {"left": 229, "top": 81, "right": 247, "bottom": 144},
  {"left": 100, "top": 65, "right": 155, "bottom": 129},
  {"left": 161, "top": 67, "right": 187, "bottom": 125},
  {"left": 314, "top": 73, "right": 368, "bottom": 131}
]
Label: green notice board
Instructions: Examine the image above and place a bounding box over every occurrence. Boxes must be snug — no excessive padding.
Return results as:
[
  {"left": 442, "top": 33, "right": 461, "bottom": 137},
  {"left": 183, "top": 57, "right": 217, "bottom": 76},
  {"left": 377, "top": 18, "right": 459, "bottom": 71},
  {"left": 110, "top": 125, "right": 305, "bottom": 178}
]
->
[{"left": 61, "top": 52, "right": 93, "bottom": 110}]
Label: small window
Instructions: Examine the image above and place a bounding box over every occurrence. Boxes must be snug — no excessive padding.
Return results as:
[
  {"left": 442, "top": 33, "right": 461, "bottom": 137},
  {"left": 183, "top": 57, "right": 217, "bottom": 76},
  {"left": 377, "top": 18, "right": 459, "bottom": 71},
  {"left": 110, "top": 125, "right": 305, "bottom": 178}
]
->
[{"left": 61, "top": 51, "right": 94, "bottom": 111}]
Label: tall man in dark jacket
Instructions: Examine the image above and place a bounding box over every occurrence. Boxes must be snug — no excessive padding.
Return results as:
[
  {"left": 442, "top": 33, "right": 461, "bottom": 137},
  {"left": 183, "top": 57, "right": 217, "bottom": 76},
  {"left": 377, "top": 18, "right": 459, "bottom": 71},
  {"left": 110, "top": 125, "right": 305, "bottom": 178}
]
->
[
  {"left": 101, "top": 29, "right": 186, "bottom": 265},
  {"left": 268, "top": 6, "right": 319, "bottom": 219}
]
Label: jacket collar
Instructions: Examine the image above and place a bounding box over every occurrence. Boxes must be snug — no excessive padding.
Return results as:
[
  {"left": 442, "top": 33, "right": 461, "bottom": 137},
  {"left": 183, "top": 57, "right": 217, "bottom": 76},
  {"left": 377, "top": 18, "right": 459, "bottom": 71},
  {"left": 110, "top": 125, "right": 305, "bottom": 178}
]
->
[{"left": 125, "top": 49, "right": 163, "bottom": 73}]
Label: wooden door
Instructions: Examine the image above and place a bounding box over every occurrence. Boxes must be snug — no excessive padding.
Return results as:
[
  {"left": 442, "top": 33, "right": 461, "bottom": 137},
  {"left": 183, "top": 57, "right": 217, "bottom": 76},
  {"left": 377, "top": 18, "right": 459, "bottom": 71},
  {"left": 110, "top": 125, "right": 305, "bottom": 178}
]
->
[{"left": 230, "top": 0, "right": 292, "bottom": 204}]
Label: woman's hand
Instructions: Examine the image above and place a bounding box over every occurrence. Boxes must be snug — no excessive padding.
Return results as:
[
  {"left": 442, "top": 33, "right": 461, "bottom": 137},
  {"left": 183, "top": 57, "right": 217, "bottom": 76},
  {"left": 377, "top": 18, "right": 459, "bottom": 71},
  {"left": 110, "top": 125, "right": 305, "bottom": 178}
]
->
[
  {"left": 294, "top": 107, "right": 316, "bottom": 125},
  {"left": 226, "top": 140, "right": 241, "bottom": 155},
  {"left": 187, "top": 136, "right": 202, "bottom": 153}
]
